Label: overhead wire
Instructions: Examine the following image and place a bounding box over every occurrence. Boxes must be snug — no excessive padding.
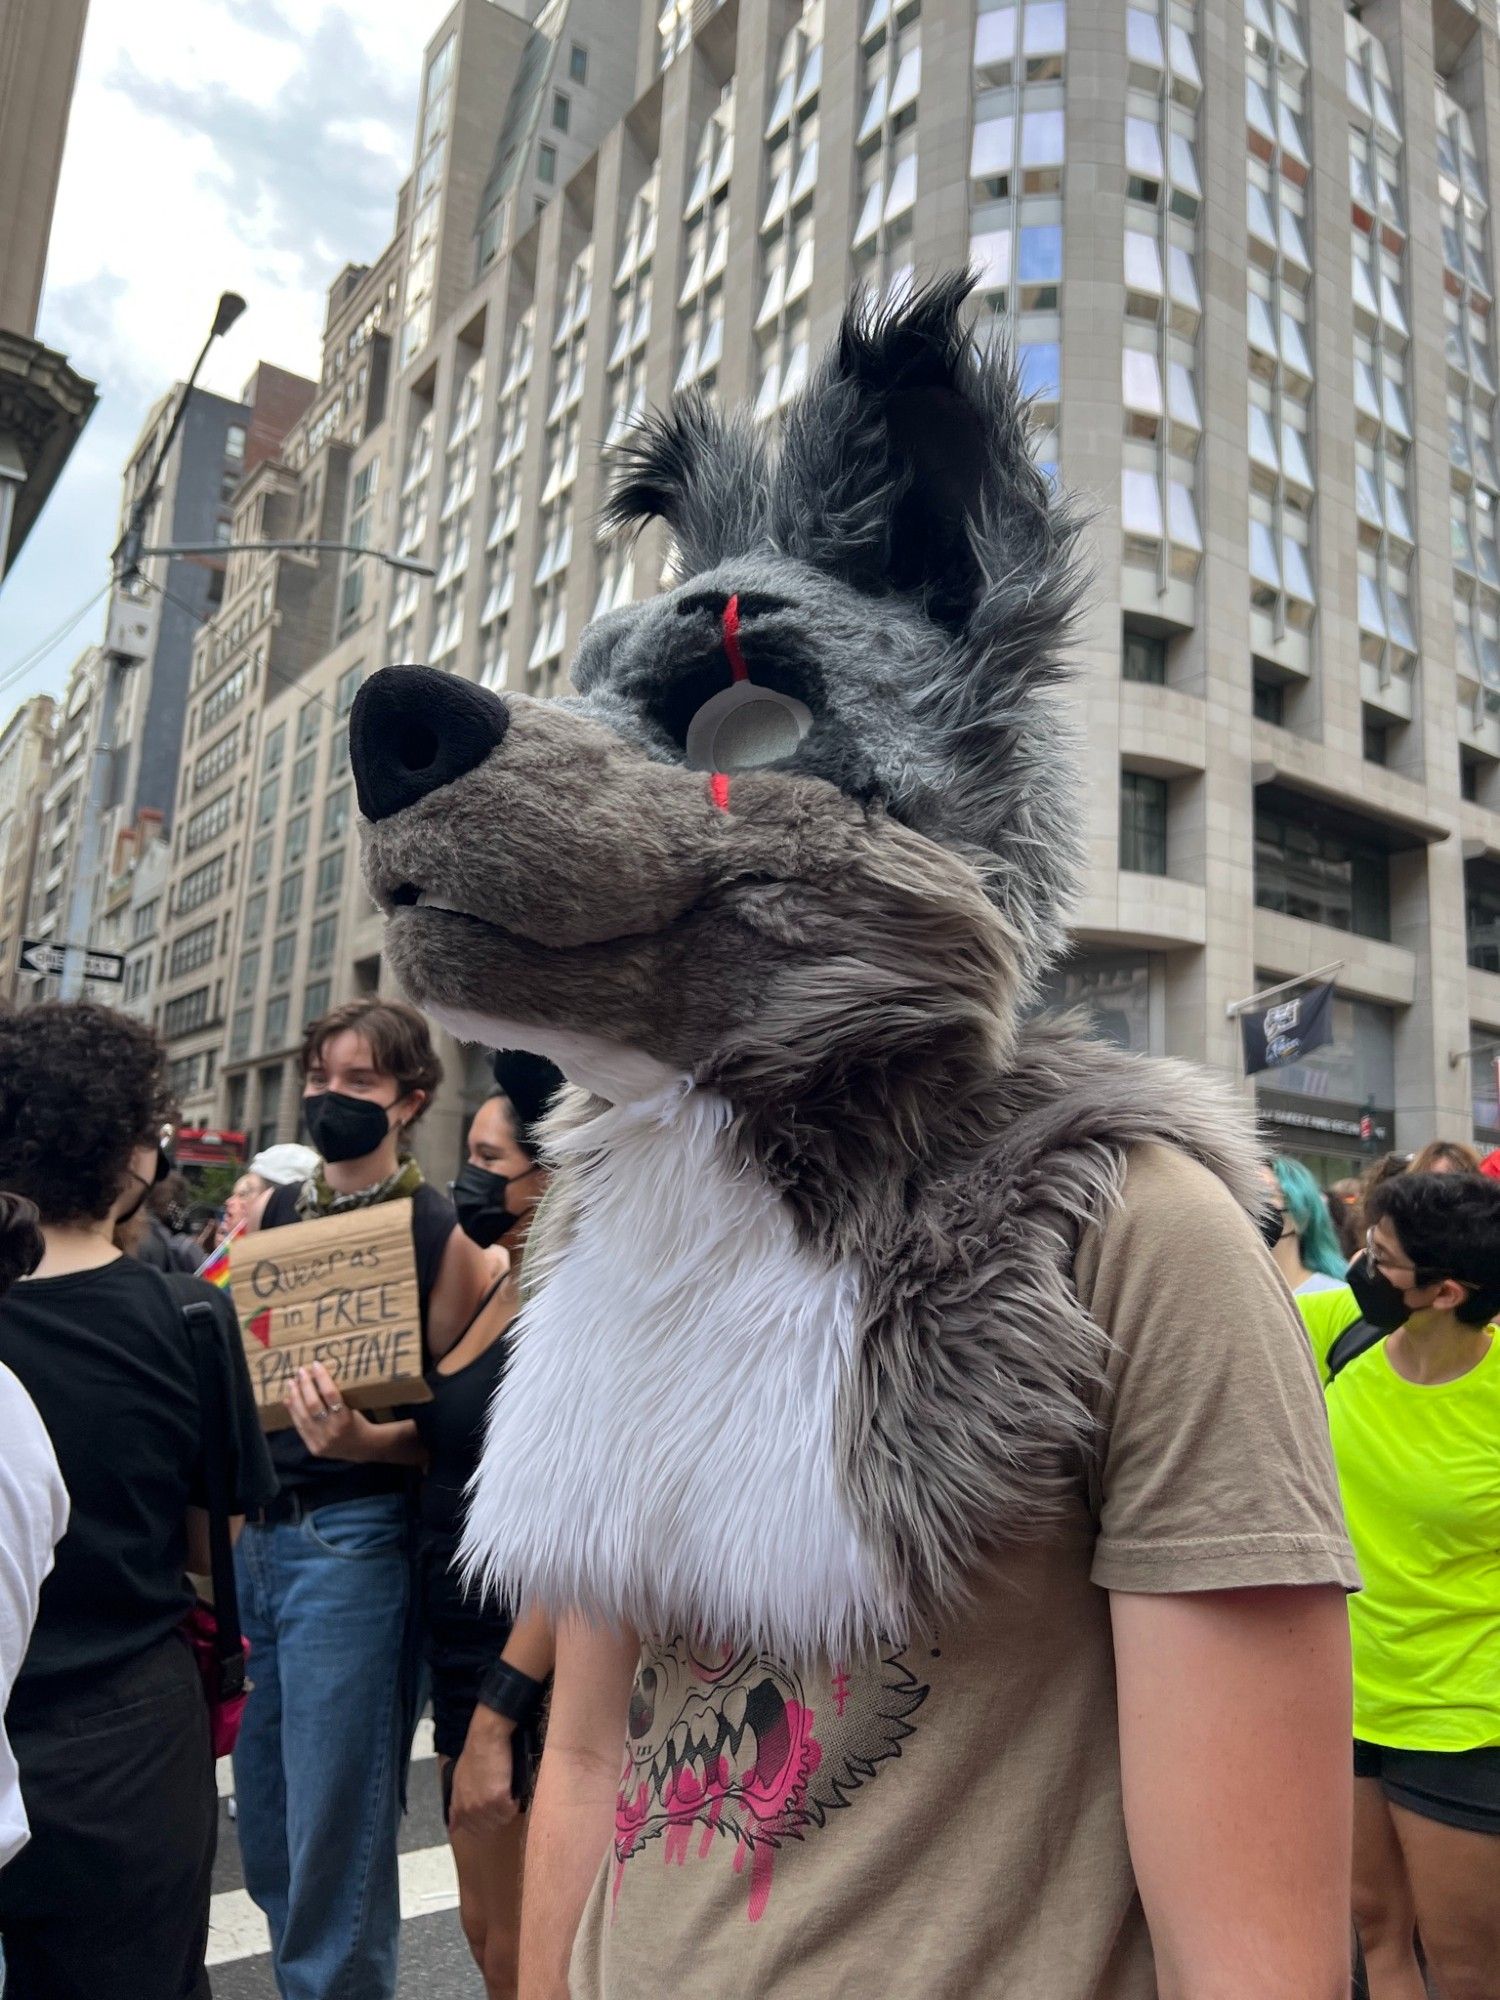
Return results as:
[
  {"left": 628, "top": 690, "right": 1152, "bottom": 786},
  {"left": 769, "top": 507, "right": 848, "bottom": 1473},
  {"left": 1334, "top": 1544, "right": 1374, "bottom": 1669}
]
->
[{"left": 0, "top": 581, "right": 112, "bottom": 698}]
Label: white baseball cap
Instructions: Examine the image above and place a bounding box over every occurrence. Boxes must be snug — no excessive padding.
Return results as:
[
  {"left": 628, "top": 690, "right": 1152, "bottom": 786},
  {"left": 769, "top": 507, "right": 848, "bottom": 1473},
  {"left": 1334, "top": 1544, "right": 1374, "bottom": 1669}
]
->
[{"left": 248, "top": 1143, "right": 319, "bottom": 1187}]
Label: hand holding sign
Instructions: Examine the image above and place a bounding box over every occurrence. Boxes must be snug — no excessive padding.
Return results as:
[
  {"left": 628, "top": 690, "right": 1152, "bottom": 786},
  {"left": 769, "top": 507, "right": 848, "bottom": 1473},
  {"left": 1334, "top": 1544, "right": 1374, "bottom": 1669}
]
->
[{"left": 226, "top": 1201, "right": 432, "bottom": 1430}]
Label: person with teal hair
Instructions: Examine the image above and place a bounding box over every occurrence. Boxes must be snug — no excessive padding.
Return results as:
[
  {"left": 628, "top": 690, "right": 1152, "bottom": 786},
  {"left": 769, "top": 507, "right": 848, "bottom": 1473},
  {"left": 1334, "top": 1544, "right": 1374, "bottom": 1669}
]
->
[{"left": 1262, "top": 1156, "right": 1350, "bottom": 1294}]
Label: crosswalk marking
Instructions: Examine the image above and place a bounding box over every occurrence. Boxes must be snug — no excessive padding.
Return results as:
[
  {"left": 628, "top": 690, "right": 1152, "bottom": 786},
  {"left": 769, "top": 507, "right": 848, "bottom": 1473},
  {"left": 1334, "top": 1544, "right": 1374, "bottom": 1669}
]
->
[
  {"left": 207, "top": 1843, "right": 460, "bottom": 1967},
  {"left": 209, "top": 1719, "right": 448, "bottom": 1969}
]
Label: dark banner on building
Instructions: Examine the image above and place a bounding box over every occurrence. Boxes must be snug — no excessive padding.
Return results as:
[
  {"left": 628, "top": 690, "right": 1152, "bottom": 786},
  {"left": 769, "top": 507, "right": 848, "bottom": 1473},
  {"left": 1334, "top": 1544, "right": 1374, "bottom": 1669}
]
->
[{"left": 1240, "top": 979, "right": 1335, "bottom": 1076}]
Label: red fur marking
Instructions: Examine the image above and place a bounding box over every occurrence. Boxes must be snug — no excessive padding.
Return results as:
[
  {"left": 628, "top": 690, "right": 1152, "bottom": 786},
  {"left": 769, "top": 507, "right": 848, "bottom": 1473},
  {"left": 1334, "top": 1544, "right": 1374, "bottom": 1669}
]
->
[
  {"left": 709, "top": 772, "right": 731, "bottom": 813},
  {"left": 721, "top": 593, "right": 749, "bottom": 682}
]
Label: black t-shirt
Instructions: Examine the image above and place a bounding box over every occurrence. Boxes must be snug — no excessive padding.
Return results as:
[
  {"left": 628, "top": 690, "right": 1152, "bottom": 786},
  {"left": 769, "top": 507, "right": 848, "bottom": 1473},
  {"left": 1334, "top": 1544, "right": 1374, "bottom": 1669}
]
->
[
  {"left": 0, "top": 1257, "right": 277, "bottom": 1689},
  {"left": 260, "top": 1178, "right": 460, "bottom": 1501}
]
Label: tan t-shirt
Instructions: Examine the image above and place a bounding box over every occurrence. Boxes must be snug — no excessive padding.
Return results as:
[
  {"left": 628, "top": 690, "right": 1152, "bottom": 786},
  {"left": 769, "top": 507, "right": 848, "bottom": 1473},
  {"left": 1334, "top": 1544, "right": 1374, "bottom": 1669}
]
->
[{"left": 571, "top": 1144, "right": 1358, "bottom": 1999}]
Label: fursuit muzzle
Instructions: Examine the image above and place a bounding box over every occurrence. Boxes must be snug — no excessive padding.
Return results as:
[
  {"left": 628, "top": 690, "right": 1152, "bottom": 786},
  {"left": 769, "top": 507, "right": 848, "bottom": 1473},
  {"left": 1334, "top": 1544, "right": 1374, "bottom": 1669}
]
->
[{"left": 350, "top": 274, "right": 1261, "bottom": 1662}]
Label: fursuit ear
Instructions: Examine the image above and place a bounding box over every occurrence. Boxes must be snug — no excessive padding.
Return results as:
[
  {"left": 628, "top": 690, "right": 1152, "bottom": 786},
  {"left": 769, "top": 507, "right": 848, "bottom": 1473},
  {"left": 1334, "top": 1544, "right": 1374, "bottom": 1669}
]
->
[
  {"left": 601, "top": 390, "right": 771, "bottom": 579},
  {"left": 769, "top": 270, "right": 1076, "bottom": 641}
]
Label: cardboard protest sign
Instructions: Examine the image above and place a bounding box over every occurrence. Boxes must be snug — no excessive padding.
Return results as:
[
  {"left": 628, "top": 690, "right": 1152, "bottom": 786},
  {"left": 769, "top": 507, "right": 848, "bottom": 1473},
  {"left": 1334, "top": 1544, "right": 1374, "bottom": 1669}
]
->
[{"left": 227, "top": 1199, "right": 432, "bottom": 1430}]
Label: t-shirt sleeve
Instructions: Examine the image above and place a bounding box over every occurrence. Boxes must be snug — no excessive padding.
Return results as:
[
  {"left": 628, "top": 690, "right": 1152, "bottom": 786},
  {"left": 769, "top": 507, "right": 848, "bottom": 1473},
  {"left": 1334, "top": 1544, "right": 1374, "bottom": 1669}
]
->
[
  {"left": 1078, "top": 1144, "right": 1359, "bottom": 1595},
  {"left": 1297, "top": 1283, "right": 1363, "bottom": 1384},
  {"left": 169, "top": 1277, "right": 279, "bottom": 1511}
]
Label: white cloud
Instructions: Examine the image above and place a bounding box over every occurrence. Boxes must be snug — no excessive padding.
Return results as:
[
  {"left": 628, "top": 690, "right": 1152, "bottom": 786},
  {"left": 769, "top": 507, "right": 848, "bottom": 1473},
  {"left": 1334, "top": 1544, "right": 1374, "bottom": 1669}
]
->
[{"left": 0, "top": 0, "right": 442, "bottom": 704}]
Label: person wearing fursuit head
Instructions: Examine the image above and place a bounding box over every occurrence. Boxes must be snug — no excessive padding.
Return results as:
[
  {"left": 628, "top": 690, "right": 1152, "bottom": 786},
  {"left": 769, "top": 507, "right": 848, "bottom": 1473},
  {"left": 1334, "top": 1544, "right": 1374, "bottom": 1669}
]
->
[{"left": 349, "top": 275, "right": 1358, "bottom": 1999}]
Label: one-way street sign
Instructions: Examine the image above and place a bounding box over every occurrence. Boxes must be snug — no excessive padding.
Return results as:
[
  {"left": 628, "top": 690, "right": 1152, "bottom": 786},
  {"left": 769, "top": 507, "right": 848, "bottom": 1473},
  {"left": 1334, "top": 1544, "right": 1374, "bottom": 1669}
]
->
[{"left": 19, "top": 939, "right": 126, "bottom": 983}]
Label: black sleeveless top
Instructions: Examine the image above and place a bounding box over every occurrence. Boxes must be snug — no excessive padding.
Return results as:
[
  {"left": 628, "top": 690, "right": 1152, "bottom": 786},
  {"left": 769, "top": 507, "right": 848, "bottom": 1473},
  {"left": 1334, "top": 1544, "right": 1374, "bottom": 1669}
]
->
[
  {"left": 409, "top": 1329, "right": 511, "bottom": 1542},
  {"left": 259, "top": 1177, "right": 459, "bottom": 1507}
]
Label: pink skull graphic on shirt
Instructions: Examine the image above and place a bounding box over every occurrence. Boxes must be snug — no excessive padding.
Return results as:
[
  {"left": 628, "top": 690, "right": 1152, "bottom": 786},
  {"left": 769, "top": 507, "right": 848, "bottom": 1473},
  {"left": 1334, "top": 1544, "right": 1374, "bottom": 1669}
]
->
[{"left": 612, "top": 1635, "right": 929, "bottom": 1922}]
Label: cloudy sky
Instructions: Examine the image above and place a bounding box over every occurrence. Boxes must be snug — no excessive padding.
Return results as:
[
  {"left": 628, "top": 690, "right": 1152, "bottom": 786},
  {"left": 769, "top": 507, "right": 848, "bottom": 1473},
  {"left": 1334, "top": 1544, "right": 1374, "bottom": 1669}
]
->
[{"left": 1, "top": 0, "right": 448, "bottom": 706}]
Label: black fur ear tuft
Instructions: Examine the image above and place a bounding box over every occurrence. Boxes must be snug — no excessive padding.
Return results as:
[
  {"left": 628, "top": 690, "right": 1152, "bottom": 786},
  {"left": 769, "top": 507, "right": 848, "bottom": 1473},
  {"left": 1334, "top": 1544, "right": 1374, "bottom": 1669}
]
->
[
  {"left": 769, "top": 269, "right": 1075, "bottom": 640},
  {"left": 602, "top": 391, "right": 771, "bottom": 578}
]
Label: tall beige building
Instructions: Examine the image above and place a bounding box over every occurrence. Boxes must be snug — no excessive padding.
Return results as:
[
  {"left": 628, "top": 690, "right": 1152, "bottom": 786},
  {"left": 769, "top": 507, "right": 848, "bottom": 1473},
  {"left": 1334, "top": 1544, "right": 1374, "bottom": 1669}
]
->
[
  {"left": 0, "top": 0, "right": 95, "bottom": 577},
  {"left": 0, "top": 692, "right": 55, "bottom": 1004},
  {"left": 155, "top": 0, "right": 641, "bottom": 1170},
  {"left": 157, "top": 0, "right": 1500, "bottom": 1184}
]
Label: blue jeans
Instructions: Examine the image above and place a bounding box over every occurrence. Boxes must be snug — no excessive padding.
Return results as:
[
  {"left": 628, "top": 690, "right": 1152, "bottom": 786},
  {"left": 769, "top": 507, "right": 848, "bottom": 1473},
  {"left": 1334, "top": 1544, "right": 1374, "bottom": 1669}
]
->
[{"left": 233, "top": 1495, "right": 411, "bottom": 2000}]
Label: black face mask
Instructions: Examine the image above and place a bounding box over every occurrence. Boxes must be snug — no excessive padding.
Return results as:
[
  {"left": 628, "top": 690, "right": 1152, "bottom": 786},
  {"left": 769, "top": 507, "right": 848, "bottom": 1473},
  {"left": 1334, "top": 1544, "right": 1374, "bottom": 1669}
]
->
[
  {"left": 303, "top": 1090, "right": 395, "bottom": 1164},
  {"left": 450, "top": 1160, "right": 536, "bottom": 1248},
  {"left": 1345, "top": 1249, "right": 1418, "bottom": 1332},
  {"left": 1259, "top": 1206, "right": 1289, "bottom": 1251}
]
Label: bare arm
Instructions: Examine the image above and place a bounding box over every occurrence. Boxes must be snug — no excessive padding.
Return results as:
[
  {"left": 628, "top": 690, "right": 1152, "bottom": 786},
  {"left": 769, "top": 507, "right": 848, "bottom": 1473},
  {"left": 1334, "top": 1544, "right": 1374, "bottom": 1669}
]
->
[
  {"left": 450, "top": 1601, "right": 558, "bottom": 1835},
  {"left": 520, "top": 1616, "right": 638, "bottom": 2000},
  {"left": 426, "top": 1223, "right": 495, "bottom": 1357},
  {"left": 1111, "top": 1584, "right": 1352, "bottom": 2000}
]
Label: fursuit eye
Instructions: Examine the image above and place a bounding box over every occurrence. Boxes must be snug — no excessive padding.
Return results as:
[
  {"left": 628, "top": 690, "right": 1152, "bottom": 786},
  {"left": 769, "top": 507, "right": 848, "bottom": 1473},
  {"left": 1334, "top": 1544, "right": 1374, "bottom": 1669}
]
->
[{"left": 682, "top": 681, "right": 813, "bottom": 774}]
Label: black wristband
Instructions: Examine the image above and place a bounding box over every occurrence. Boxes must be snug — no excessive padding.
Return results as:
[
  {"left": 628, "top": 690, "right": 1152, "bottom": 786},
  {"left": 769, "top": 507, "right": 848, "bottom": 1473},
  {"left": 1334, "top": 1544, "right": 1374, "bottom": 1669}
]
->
[{"left": 476, "top": 1659, "right": 546, "bottom": 1728}]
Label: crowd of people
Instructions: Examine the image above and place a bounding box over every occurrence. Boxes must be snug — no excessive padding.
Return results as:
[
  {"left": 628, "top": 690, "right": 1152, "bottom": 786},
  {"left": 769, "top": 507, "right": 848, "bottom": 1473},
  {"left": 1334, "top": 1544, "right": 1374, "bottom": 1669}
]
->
[{"left": 0, "top": 995, "right": 1496, "bottom": 1998}]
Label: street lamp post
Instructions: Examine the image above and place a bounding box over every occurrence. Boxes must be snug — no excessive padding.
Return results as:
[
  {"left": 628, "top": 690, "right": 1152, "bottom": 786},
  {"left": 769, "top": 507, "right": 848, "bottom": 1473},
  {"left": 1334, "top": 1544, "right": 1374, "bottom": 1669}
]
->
[{"left": 57, "top": 292, "right": 246, "bottom": 1002}]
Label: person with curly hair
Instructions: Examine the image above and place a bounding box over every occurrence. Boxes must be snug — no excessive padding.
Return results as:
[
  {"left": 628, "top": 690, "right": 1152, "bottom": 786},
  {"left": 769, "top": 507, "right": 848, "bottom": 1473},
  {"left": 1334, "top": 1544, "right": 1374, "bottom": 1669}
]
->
[
  {"left": 0, "top": 1193, "right": 68, "bottom": 1876},
  {"left": 0, "top": 1003, "right": 275, "bottom": 2000}
]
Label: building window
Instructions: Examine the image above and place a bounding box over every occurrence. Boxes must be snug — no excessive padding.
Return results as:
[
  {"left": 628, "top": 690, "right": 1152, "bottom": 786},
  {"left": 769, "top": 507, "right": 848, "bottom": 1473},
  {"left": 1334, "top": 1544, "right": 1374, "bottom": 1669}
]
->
[
  {"left": 1466, "top": 858, "right": 1500, "bottom": 971},
  {"left": 276, "top": 871, "right": 303, "bottom": 925},
  {"left": 284, "top": 810, "right": 310, "bottom": 865},
  {"left": 290, "top": 749, "right": 317, "bottom": 805},
  {"left": 237, "top": 947, "right": 261, "bottom": 1001},
  {"left": 225, "top": 423, "right": 246, "bottom": 462},
  {"left": 297, "top": 699, "right": 321, "bottom": 750},
  {"left": 168, "top": 921, "right": 217, "bottom": 980},
  {"left": 183, "top": 791, "right": 234, "bottom": 853},
  {"left": 538, "top": 142, "right": 556, "bottom": 185},
  {"left": 132, "top": 898, "right": 159, "bottom": 942},
  {"left": 162, "top": 987, "right": 210, "bottom": 1038},
  {"left": 229, "top": 1007, "right": 253, "bottom": 1060},
  {"left": 322, "top": 785, "right": 351, "bottom": 845},
  {"left": 308, "top": 915, "right": 338, "bottom": 972},
  {"left": 1253, "top": 674, "right": 1286, "bottom": 725},
  {"left": 1462, "top": 759, "right": 1481, "bottom": 803},
  {"left": 262, "top": 722, "right": 287, "bottom": 774},
  {"left": 552, "top": 91, "right": 570, "bottom": 133},
  {"left": 1038, "top": 950, "right": 1154, "bottom": 1055},
  {"left": 303, "top": 978, "right": 332, "bottom": 1026},
  {"left": 335, "top": 665, "right": 363, "bottom": 719},
  {"left": 569, "top": 42, "right": 588, "bottom": 84},
  {"left": 1122, "top": 627, "right": 1167, "bottom": 685},
  {"left": 256, "top": 775, "right": 280, "bottom": 829},
  {"left": 270, "top": 932, "right": 296, "bottom": 989},
  {"left": 243, "top": 889, "right": 266, "bottom": 941},
  {"left": 265, "top": 995, "right": 290, "bottom": 1049},
  {"left": 177, "top": 855, "right": 227, "bottom": 914},
  {"left": 1120, "top": 771, "right": 1168, "bottom": 875},
  {"left": 1254, "top": 794, "right": 1392, "bottom": 941},
  {"left": 316, "top": 850, "right": 345, "bottom": 905},
  {"left": 1362, "top": 715, "right": 1388, "bottom": 765}
]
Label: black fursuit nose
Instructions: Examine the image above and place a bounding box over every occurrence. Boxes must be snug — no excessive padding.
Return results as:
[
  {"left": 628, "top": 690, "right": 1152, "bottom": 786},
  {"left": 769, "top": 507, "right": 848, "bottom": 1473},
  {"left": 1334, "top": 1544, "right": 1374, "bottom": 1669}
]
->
[{"left": 349, "top": 664, "right": 510, "bottom": 822}]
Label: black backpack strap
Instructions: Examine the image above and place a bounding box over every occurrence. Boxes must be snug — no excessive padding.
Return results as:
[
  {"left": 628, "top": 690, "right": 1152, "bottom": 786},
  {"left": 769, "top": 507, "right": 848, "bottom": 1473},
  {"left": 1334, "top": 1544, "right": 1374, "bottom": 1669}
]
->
[
  {"left": 1326, "top": 1315, "right": 1383, "bottom": 1383},
  {"left": 182, "top": 1300, "right": 246, "bottom": 1700}
]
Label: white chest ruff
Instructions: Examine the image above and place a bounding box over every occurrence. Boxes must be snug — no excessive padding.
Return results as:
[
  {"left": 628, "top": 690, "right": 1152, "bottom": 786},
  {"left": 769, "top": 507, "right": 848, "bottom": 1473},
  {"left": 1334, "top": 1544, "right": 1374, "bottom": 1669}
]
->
[{"left": 460, "top": 1081, "right": 891, "bottom": 1660}]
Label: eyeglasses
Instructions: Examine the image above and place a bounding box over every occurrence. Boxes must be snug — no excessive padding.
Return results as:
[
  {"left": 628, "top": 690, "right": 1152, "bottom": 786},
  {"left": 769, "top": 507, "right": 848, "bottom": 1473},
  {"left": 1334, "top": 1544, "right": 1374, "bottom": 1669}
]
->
[{"left": 1364, "top": 1226, "right": 1417, "bottom": 1281}]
